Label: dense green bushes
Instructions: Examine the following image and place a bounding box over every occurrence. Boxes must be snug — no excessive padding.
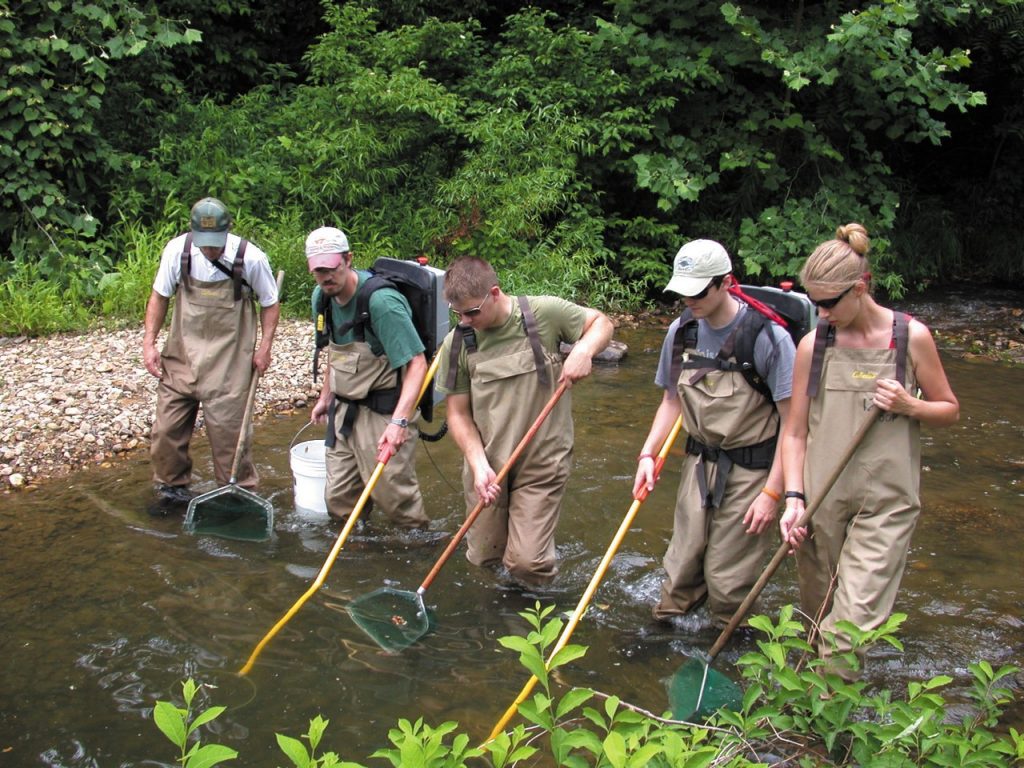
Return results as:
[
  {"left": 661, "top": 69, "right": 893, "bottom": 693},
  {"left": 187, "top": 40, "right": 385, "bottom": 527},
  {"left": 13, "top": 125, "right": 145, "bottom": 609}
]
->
[{"left": 3, "top": 1, "right": 1023, "bottom": 337}]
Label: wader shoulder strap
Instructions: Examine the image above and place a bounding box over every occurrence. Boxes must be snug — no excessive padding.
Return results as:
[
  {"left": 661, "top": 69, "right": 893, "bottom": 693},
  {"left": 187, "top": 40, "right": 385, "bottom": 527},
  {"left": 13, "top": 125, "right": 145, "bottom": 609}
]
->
[
  {"left": 806, "top": 321, "right": 835, "bottom": 398},
  {"left": 669, "top": 309, "right": 696, "bottom": 386},
  {"left": 233, "top": 239, "right": 247, "bottom": 301},
  {"left": 312, "top": 290, "right": 332, "bottom": 383},
  {"left": 894, "top": 311, "right": 910, "bottom": 387},
  {"left": 518, "top": 295, "right": 551, "bottom": 387},
  {"left": 445, "top": 325, "right": 477, "bottom": 391},
  {"left": 180, "top": 233, "right": 193, "bottom": 292}
]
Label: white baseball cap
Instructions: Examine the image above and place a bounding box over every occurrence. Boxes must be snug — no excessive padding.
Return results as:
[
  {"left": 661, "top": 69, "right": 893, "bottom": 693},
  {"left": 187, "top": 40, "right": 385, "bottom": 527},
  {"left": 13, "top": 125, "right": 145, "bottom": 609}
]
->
[
  {"left": 305, "top": 226, "right": 350, "bottom": 270},
  {"left": 664, "top": 239, "right": 733, "bottom": 296}
]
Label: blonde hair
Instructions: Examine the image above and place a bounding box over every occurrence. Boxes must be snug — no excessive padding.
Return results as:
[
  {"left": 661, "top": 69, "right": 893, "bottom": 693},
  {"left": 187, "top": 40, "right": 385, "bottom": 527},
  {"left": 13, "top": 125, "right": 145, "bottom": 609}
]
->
[
  {"left": 800, "top": 222, "right": 872, "bottom": 293},
  {"left": 444, "top": 256, "right": 499, "bottom": 304}
]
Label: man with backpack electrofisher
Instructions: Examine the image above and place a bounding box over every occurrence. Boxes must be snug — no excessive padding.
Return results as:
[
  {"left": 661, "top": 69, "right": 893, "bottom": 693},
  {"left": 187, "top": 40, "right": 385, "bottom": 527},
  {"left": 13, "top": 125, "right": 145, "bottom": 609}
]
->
[
  {"left": 633, "top": 239, "right": 797, "bottom": 628},
  {"left": 306, "top": 226, "right": 430, "bottom": 529},
  {"left": 143, "top": 197, "right": 280, "bottom": 507}
]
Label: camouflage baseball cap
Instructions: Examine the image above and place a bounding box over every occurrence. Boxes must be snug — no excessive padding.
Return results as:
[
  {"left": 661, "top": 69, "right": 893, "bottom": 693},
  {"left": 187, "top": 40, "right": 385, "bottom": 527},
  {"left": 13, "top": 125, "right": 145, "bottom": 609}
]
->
[{"left": 190, "top": 197, "right": 231, "bottom": 248}]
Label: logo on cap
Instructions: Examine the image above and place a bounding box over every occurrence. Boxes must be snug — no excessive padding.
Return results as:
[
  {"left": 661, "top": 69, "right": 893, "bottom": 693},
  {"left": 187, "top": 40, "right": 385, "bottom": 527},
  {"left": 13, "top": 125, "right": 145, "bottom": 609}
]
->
[{"left": 189, "top": 197, "right": 231, "bottom": 248}]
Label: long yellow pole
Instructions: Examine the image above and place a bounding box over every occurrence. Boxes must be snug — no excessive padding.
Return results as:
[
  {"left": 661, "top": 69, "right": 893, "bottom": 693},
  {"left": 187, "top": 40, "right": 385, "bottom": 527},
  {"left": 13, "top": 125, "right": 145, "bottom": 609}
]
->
[
  {"left": 239, "top": 352, "right": 441, "bottom": 675},
  {"left": 485, "top": 415, "right": 684, "bottom": 741}
]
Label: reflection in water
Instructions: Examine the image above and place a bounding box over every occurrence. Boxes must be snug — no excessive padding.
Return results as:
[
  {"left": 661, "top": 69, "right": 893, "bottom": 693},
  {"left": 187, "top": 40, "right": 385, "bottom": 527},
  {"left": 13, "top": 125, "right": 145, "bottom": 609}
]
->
[{"left": 1, "top": 315, "right": 1022, "bottom": 766}]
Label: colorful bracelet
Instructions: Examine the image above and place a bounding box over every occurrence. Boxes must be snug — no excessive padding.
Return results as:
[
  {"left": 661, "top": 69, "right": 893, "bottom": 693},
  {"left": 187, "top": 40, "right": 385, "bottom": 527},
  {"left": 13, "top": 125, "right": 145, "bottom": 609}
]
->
[
  {"left": 761, "top": 487, "right": 781, "bottom": 502},
  {"left": 637, "top": 453, "right": 654, "bottom": 462}
]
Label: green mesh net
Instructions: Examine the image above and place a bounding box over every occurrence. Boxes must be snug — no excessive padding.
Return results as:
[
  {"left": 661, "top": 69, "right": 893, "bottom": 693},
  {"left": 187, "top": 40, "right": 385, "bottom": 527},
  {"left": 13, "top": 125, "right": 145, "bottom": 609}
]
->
[
  {"left": 668, "top": 658, "right": 744, "bottom": 720},
  {"left": 347, "top": 587, "right": 436, "bottom": 652},
  {"left": 184, "top": 487, "right": 273, "bottom": 542}
]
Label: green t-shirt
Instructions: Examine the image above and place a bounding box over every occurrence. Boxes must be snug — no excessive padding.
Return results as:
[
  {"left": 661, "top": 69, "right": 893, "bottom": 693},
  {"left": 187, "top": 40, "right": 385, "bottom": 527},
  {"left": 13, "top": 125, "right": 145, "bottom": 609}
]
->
[
  {"left": 311, "top": 271, "right": 424, "bottom": 371},
  {"left": 436, "top": 295, "right": 587, "bottom": 395}
]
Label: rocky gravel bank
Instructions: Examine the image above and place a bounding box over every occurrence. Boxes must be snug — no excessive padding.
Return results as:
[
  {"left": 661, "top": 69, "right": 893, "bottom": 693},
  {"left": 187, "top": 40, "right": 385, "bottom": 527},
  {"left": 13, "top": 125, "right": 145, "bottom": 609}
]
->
[
  {"left": 2, "top": 297, "right": 1021, "bottom": 493},
  {"left": 0, "top": 318, "right": 318, "bottom": 492}
]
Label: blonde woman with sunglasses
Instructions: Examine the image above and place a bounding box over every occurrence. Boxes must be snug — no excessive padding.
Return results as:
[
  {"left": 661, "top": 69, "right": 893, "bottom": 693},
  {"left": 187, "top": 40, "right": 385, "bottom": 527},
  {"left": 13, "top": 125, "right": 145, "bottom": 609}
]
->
[{"left": 779, "top": 222, "right": 959, "bottom": 678}]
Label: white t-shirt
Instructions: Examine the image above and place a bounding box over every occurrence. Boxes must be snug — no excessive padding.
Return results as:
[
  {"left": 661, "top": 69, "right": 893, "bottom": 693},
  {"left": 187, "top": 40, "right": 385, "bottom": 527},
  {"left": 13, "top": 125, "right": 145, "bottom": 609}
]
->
[{"left": 152, "top": 232, "right": 279, "bottom": 306}]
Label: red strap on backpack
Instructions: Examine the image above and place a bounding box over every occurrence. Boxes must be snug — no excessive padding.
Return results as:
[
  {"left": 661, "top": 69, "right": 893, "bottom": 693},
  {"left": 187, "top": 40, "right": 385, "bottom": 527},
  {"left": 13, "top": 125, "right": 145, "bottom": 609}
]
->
[{"left": 727, "top": 284, "right": 788, "bottom": 328}]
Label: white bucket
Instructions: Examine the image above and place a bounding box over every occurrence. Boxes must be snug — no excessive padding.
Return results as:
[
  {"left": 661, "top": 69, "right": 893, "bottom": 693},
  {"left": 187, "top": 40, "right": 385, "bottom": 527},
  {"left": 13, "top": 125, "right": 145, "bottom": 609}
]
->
[{"left": 290, "top": 440, "right": 327, "bottom": 517}]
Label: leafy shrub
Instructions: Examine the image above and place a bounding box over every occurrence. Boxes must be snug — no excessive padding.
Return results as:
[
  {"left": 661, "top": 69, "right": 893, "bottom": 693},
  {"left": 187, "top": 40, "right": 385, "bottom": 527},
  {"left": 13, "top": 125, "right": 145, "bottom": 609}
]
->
[
  {"left": 154, "top": 606, "right": 1024, "bottom": 767},
  {"left": 0, "top": 260, "right": 92, "bottom": 336}
]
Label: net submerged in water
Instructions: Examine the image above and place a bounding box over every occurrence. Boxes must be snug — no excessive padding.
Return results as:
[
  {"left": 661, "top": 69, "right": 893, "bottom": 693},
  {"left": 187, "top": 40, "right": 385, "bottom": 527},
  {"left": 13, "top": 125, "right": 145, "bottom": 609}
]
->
[
  {"left": 184, "top": 488, "right": 273, "bottom": 542},
  {"left": 346, "top": 587, "right": 436, "bottom": 652}
]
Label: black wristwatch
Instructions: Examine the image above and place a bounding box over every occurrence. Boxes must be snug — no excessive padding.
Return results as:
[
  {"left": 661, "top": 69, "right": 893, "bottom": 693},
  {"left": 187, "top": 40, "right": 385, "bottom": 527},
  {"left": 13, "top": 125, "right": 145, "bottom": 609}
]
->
[{"left": 784, "top": 491, "right": 806, "bottom": 502}]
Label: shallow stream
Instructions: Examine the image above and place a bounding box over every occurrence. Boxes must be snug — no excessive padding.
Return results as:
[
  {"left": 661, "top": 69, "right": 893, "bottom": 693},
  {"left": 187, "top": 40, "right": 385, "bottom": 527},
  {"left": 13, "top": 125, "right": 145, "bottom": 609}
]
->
[{"left": 1, "top": 297, "right": 1022, "bottom": 766}]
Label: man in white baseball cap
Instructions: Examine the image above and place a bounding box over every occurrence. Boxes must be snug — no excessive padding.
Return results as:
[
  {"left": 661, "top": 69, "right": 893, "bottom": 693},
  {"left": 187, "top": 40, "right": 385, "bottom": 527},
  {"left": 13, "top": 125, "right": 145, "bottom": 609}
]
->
[
  {"left": 305, "top": 226, "right": 429, "bottom": 529},
  {"left": 664, "top": 239, "right": 733, "bottom": 297},
  {"left": 634, "top": 238, "right": 795, "bottom": 628}
]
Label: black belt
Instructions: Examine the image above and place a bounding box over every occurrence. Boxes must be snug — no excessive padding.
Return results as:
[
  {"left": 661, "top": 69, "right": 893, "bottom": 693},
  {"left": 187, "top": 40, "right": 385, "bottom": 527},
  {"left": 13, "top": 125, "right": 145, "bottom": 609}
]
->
[
  {"left": 685, "top": 434, "right": 777, "bottom": 510},
  {"left": 324, "top": 387, "right": 401, "bottom": 447}
]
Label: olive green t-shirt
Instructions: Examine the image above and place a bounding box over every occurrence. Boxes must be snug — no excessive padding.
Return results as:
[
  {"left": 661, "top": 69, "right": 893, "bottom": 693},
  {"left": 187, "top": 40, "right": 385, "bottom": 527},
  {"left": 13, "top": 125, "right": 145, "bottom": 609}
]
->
[
  {"left": 311, "top": 271, "right": 424, "bottom": 370},
  {"left": 436, "top": 295, "right": 587, "bottom": 395}
]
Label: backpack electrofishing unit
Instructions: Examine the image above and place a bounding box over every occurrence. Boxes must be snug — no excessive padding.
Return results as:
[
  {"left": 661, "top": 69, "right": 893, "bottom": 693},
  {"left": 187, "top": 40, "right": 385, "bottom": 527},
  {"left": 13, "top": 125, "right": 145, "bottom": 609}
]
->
[
  {"left": 672, "top": 281, "right": 817, "bottom": 403},
  {"left": 314, "top": 257, "right": 448, "bottom": 423}
]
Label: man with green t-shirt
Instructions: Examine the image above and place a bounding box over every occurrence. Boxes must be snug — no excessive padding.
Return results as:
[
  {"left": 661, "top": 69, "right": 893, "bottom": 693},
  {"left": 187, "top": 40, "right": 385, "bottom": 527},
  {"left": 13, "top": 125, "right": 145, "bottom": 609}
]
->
[
  {"left": 306, "top": 226, "right": 429, "bottom": 528},
  {"left": 436, "top": 256, "right": 614, "bottom": 585}
]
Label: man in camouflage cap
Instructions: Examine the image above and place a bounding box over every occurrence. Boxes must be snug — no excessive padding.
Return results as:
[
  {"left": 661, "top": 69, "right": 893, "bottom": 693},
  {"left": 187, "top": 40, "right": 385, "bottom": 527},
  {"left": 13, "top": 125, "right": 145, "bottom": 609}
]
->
[{"left": 142, "top": 197, "right": 280, "bottom": 508}]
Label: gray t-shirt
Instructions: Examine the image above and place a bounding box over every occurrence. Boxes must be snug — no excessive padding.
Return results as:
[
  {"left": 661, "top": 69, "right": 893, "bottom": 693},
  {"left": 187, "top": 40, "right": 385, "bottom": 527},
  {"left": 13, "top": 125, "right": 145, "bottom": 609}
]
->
[{"left": 655, "top": 300, "right": 796, "bottom": 402}]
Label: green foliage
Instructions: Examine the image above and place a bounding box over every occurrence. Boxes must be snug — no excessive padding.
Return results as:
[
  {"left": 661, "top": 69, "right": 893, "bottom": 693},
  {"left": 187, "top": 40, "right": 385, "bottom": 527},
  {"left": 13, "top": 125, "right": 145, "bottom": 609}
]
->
[
  {"left": 153, "top": 678, "right": 238, "bottom": 767},
  {"left": 723, "top": 606, "right": 1023, "bottom": 766},
  {"left": 97, "top": 204, "right": 182, "bottom": 321},
  {"left": 0, "top": 259, "right": 92, "bottom": 336},
  {"left": 0, "top": 1, "right": 197, "bottom": 278},
  {"left": 276, "top": 715, "right": 360, "bottom": 768},
  {"left": 115, "top": 4, "right": 638, "bottom": 309},
  {"left": 371, "top": 718, "right": 485, "bottom": 768},
  {"left": 4, "top": 0, "right": 1020, "bottom": 328},
  {"left": 496, "top": 602, "right": 589, "bottom": 712},
  {"left": 154, "top": 607, "right": 1023, "bottom": 767}
]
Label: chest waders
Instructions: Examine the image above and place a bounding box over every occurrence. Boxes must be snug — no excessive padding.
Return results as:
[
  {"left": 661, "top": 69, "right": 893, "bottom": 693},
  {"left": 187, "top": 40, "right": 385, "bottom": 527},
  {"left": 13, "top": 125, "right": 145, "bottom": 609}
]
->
[
  {"left": 150, "top": 238, "right": 257, "bottom": 488},
  {"left": 799, "top": 312, "right": 919, "bottom": 675},
  {"left": 185, "top": 270, "right": 284, "bottom": 541},
  {"left": 446, "top": 296, "right": 574, "bottom": 584},
  {"left": 655, "top": 311, "right": 782, "bottom": 625},
  {"left": 672, "top": 309, "right": 781, "bottom": 511},
  {"left": 319, "top": 286, "right": 428, "bottom": 529}
]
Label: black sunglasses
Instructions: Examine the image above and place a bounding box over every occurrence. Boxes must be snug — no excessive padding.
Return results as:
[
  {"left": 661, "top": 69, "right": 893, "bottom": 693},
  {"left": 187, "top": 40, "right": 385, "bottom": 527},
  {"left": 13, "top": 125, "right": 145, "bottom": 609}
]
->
[
  {"left": 810, "top": 284, "right": 854, "bottom": 310},
  {"left": 683, "top": 275, "right": 725, "bottom": 300}
]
